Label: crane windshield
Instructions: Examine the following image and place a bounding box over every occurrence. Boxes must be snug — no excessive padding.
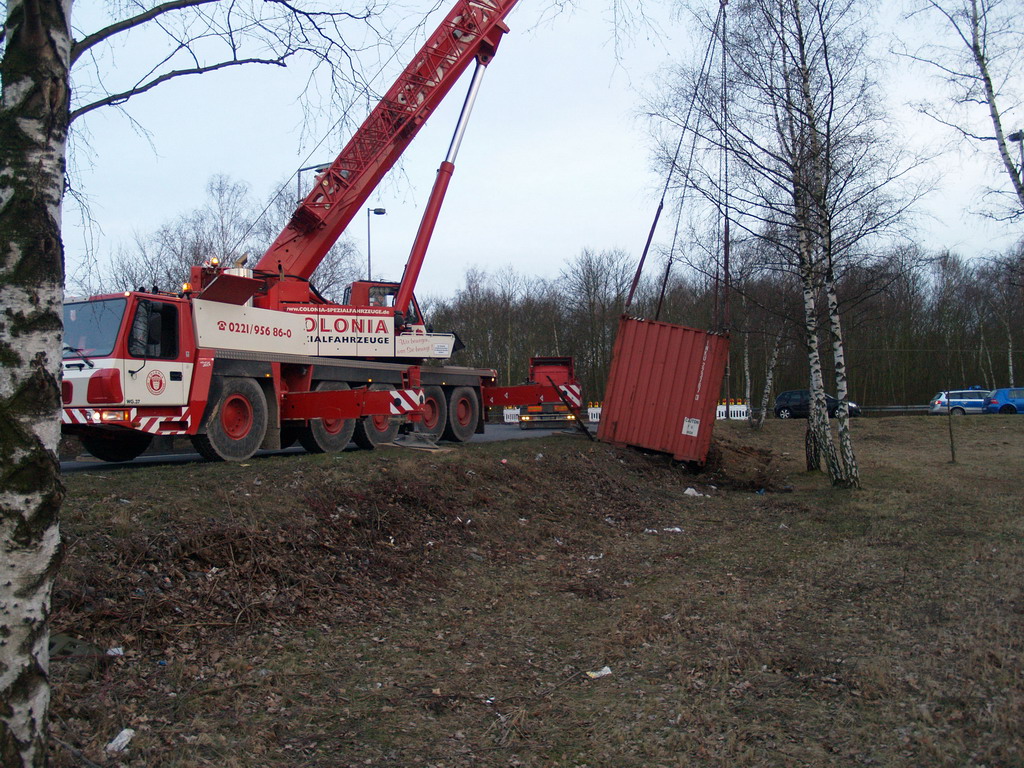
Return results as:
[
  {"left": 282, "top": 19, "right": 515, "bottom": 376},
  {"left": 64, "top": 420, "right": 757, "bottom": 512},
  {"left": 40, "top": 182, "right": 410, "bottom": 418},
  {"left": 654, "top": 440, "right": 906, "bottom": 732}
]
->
[{"left": 63, "top": 298, "right": 127, "bottom": 358}]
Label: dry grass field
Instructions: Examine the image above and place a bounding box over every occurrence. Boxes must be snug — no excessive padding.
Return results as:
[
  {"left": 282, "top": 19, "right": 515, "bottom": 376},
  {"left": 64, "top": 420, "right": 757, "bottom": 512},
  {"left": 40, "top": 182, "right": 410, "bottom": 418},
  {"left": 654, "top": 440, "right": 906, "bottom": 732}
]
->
[{"left": 50, "top": 415, "right": 1023, "bottom": 767}]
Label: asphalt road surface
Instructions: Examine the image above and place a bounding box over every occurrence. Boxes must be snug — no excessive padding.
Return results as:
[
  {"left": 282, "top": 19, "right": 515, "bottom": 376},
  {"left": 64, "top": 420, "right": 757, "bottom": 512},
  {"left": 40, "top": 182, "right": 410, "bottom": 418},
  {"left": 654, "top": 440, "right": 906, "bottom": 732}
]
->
[{"left": 60, "top": 423, "right": 591, "bottom": 474}]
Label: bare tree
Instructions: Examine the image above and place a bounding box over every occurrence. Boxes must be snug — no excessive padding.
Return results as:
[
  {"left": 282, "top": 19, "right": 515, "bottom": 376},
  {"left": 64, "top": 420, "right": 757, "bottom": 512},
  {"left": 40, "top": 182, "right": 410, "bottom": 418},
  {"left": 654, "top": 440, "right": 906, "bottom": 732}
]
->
[
  {"left": 654, "top": 0, "right": 923, "bottom": 486},
  {"left": 67, "top": 1, "right": 386, "bottom": 124},
  {"left": 978, "top": 245, "right": 1024, "bottom": 386},
  {"left": 1, "top": 0, "right": 396, "bottom": 762},
  {"left": 900, "top": 0, "right": 1024, "bottom": 221},
  {"left": 105, "top": 175, "right": 257, "bottom": 292},
  {"left": 559, "top": 248, "right": 634, "bottom": 400}
]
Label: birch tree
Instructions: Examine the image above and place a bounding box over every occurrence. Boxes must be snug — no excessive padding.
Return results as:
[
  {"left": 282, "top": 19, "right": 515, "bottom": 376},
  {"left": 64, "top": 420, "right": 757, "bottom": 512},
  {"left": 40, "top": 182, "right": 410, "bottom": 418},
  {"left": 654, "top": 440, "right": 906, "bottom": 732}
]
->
[
  {"left": 654, "top": 0, "right": 920, "bottom": 486},
  {"left": 1, "top": 0, "right": 394, "bottom": 763},
  {"left": 901, "top": 0, "right": 1024, "bottom": 221},
  {"left": 1, "top": 1, "right": 72, "bottom": 763}
]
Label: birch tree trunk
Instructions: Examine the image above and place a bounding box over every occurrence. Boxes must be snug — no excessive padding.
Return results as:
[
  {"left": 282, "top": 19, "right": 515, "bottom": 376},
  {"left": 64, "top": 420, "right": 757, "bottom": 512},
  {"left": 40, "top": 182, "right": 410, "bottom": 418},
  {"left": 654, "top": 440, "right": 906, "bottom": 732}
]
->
[
  {"left": 799, "top": 249, "right": 842, "bottom": 482},
  {"left": 753, "top": 326, "right": 785, "bottom": 431},
  {"left": 742, "top": 329, "right": 752, "bottom": 424},
  {"left": 0, "top": 0, "right": 72, "bottom": 764},
  {"left": 825, "top": 266, "right": 860, "bottom": 488},
  {"left": 792, "top": 0, "right": 852, "bottom": 488},
  {"left": 968, "top": 0, "right": 1024, "bottom": 214},
  {"left": 1001, "top": 317, "right": 1015, "bottom": 386}
]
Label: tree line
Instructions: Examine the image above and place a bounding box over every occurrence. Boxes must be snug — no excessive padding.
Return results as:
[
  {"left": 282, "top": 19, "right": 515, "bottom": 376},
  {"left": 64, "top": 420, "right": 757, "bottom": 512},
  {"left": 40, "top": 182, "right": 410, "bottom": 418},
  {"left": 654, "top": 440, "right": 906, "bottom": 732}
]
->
[
  {"left": 82, "top": 175, "right": 1022, "bottom": 413},
  {"left": 424, "top": 240, "right": 1023, "bottom": 411},
  {"left": 77, "top": 172, "right": 1021, "bottom": 412}
]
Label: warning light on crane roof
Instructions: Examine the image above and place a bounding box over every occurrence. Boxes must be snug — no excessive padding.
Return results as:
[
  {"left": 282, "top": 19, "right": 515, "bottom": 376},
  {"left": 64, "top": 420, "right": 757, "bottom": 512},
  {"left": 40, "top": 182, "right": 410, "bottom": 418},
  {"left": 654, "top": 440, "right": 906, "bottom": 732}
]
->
[
  {"left": 181, "top": 282, "right": 192, "bottom": 293},
  {"left": 210, "top": 257, "right": 220, "bottom": 267}
]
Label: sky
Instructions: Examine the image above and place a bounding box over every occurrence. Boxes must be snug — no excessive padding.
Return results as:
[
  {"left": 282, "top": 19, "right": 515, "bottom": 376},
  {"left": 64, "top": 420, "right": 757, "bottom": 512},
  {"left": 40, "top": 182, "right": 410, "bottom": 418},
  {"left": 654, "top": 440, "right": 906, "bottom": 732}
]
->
[{"left": 63, "top": 1, "right": 1022, "bottom": 300}]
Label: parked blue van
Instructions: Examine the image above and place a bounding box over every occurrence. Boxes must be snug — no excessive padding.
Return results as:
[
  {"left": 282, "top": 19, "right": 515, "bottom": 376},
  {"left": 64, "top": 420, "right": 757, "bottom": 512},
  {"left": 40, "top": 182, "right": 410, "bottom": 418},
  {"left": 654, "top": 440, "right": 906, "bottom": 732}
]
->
[{"left": 983, "top": 388, "right": 1024, "bottom": 414}]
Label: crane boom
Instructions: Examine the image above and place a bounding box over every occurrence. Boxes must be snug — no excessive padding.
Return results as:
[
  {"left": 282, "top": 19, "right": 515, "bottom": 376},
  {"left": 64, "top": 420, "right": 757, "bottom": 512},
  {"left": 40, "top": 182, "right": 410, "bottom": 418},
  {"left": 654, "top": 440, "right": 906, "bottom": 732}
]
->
[{"left": 256, "top": 0, "right": 518, "bottom": 283}]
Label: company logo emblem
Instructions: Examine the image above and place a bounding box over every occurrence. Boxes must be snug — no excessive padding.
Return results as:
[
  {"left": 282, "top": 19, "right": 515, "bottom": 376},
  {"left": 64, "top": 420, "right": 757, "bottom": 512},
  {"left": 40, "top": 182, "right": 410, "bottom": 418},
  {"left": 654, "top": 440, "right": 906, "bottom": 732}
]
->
[{"left": 146, "top": 370, "right": 166, "bottom": 396}]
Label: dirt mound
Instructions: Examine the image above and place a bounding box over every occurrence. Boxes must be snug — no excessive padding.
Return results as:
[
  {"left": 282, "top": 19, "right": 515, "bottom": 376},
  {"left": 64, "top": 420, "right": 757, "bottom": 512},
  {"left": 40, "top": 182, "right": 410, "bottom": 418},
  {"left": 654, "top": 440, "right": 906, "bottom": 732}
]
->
[
  {"left": 55, "top": 436, "right": 779, "bottom": 646},
  {"left": 50, "top": 431, "right": 796, "bottom": 766},
  {"left": 706, "top": 428, "right": 790, "bottom": 491}
]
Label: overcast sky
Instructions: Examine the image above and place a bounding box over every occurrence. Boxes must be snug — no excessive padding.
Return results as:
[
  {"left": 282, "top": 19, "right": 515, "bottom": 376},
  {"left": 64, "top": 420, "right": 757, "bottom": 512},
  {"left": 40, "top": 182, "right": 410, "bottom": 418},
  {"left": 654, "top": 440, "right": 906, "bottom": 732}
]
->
[{"left": 64, "top": 2, "right": 1022, "bottom": 300}]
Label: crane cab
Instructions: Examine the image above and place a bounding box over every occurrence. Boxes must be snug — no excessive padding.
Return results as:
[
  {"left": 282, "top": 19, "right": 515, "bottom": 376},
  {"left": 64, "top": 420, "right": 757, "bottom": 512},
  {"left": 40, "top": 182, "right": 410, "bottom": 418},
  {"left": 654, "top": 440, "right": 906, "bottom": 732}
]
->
[{"left": 344, "top": 280, "right": 426, "bottom": 332}]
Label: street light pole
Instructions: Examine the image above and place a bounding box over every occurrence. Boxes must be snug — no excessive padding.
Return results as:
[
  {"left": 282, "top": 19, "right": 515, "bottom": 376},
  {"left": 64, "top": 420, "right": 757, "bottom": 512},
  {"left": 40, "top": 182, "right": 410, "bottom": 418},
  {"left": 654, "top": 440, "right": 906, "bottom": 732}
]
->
[{"left": 366, "top": 207, "right": 386, "bottom": 280}]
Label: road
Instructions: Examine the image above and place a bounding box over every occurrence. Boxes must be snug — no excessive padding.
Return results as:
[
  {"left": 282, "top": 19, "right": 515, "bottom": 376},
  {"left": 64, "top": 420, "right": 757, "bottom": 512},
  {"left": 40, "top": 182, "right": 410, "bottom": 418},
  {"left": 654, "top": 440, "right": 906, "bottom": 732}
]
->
[{"left": 60, "top": 423, "right": 590, "bottom": 473}]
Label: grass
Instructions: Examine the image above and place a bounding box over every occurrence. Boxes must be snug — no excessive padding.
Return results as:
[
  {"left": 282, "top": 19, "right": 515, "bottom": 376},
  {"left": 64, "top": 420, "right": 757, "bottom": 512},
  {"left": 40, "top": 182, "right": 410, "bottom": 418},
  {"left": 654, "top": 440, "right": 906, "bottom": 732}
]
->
[{"left": 50, "top": 416, "right": 1024, "bottom": 766}]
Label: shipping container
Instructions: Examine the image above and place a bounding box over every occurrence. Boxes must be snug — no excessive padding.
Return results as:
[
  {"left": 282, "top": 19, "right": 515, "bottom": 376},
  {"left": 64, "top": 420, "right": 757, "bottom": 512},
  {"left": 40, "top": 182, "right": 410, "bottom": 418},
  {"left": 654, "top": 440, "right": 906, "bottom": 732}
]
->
[{"left": 597, "top": 316, "right": 729, "bottom": 464}]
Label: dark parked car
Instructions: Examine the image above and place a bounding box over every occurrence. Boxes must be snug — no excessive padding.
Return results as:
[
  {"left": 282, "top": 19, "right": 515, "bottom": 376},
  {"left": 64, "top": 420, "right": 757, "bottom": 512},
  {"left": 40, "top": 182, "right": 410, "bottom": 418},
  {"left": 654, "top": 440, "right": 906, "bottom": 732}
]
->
[
  {"left": 983, "top": 388, "right": 1024, "bottom": 414},
  {"left": 774, "top": 389, "right": 861, "bottom": 419}
]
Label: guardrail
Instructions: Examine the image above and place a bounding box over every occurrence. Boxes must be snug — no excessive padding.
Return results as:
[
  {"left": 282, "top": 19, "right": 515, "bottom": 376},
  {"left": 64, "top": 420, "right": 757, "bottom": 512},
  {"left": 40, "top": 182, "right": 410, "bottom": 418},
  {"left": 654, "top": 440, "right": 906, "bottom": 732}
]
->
[
  {"left": 498, "top": 404, "right": 933, "bottom": 424},
  {"left": 860, "top": 405, "right": 930, "bottom": 416}
]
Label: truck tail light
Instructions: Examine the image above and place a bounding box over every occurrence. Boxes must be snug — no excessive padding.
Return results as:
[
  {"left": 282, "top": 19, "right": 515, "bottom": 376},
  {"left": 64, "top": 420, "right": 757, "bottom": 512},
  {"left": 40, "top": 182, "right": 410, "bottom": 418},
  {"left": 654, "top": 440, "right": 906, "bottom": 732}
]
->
[
  {"left": 87, "top": 368, "right": 123, "bottom": 404},
  {"left": 99, "top": 409, "right": 132, "bottom": 423},
  {"left": 61, "top": 381, "right": 72, "bottom": 404}
]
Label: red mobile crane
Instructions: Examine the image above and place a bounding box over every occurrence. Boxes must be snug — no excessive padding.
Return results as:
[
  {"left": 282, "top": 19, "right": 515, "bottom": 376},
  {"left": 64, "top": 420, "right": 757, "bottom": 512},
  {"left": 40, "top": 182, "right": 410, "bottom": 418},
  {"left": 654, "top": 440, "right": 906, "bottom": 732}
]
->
[{"left": 62, "top": 0, "right": 581, "bottom": 462}]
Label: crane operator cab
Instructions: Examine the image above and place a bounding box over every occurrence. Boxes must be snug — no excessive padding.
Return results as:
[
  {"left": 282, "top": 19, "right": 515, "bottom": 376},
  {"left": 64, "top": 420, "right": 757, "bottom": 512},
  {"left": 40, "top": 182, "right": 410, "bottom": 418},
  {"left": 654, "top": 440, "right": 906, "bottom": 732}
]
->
[
  {"left": 345, "top": 281, "right": 423, "bottom": 330},
  {"left": 343, "top": 280, "right": 464, "bottom": 359}
]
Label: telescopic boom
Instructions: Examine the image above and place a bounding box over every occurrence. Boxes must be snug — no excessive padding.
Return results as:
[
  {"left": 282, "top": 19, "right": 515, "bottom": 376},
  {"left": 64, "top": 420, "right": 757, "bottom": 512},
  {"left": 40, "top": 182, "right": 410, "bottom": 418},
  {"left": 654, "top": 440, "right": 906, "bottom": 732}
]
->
[{"left": 256, "top": 0, "right": 519, "bottom": 286}]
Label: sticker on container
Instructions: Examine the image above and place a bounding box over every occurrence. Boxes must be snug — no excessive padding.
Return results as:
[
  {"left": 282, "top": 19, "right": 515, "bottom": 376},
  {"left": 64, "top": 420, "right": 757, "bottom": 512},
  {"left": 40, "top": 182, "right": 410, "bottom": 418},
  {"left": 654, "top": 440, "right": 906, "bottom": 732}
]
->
[{"left": 682, "top": 417, "right": 701, "bottom": 436}]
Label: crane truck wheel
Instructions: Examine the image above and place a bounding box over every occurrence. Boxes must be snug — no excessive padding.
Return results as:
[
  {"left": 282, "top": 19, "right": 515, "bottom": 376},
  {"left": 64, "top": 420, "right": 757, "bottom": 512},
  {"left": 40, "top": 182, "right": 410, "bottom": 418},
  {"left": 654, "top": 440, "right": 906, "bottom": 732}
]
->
[
  {"left": 353, "top": 383, "right": 401, "bottom": 449},
  {"left": 80, "top": 431, "right": 153, "bottom": 463},
  {"left": 442, "top": 386, "right": 478, "bottom": 443},
  {"left": 416, "top": 386, "right": 448, "bottom": 442},
  {"left": 299, "top": 381, "right": 357, "bottom": 453},
  {"left": 191, "top": 376, "right": 269, "bottom": 461}
]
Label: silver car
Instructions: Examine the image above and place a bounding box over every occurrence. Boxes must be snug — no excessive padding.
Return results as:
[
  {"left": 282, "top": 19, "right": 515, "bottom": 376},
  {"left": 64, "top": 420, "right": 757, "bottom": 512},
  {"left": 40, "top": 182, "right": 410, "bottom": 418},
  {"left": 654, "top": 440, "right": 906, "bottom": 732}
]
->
[{"left": 928, "top": 389, "right": 992, "bottom": 415}]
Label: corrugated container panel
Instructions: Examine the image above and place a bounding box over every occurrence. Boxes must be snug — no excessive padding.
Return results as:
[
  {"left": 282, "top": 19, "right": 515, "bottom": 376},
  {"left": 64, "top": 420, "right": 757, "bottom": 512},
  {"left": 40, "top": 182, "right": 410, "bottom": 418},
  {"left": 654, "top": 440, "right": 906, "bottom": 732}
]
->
[{"left": 597, "top": 316, "right": 729, "bottom": 464}]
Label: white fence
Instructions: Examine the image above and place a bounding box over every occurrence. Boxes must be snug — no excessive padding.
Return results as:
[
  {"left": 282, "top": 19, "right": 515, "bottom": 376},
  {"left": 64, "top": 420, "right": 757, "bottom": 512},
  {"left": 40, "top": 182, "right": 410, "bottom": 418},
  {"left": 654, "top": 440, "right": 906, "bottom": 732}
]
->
[{"left": 715, "top": 403, "right": 749, "bottom": 420}]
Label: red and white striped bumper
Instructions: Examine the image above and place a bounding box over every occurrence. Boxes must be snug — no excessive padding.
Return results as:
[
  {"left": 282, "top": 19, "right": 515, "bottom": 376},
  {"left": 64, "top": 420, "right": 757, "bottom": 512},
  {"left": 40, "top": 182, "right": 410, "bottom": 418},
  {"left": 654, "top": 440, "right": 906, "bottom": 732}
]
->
[{"left": 62, "top": 407, "right": 194, "bottom": 435}]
